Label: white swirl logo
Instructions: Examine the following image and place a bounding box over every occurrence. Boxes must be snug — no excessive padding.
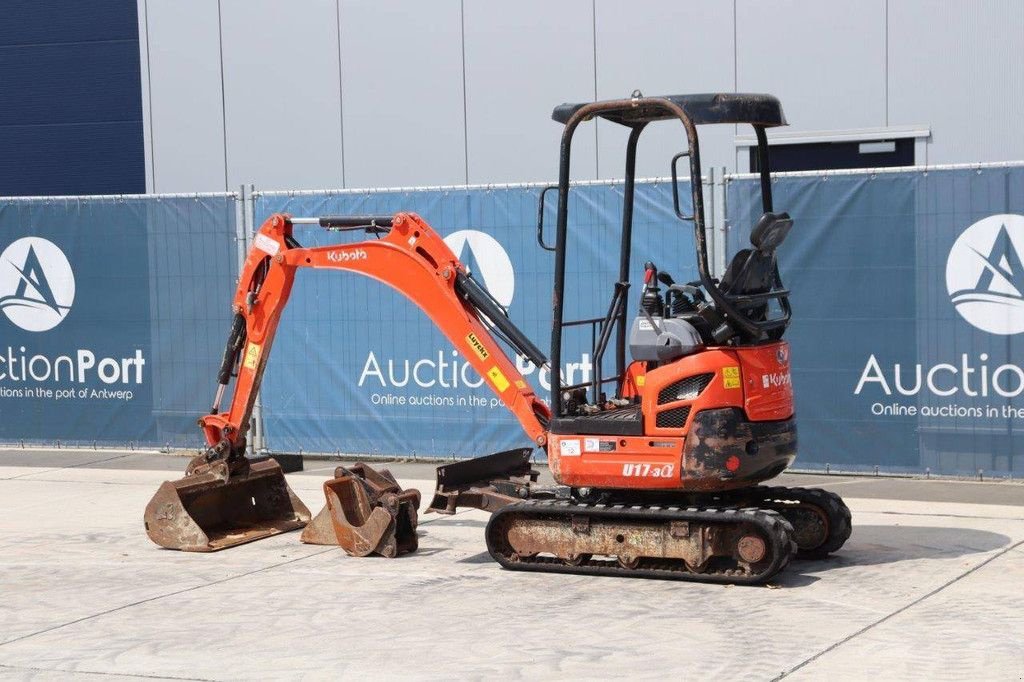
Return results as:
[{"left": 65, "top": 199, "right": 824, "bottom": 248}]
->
[
  {"left": 946, "top": 214, "right": 1024, "bottom": 335},
  {"left": 443, "top": 230, "right": 515, "bottom": 307},
  {"left": 0, "top": 237, "right": 75, "bottom": 332}
]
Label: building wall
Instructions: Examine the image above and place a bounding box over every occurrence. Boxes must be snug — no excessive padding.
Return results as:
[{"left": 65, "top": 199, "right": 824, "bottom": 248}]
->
[
  {"left": 0, "top": 0, "right": 145, "bottom": 196},
  {"left": 138, "top": 0, "right": 1024, "bottom": 193}
]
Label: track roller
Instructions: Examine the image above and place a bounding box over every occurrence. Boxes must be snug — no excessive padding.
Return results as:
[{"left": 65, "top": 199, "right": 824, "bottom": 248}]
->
[
  {"left": 485, "top": 500, "right": 797, "bottom": 584},
  {"left": 743, "top": 487, "right": 852, "bottom": 559}
]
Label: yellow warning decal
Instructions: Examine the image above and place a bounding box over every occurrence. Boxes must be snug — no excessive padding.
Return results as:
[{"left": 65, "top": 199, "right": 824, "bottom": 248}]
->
[
  {"left": 466, "top": 332, "right": 490, "bottom": 361},
  {"left": 487, "top": 366, "right": 510, "bottom": 392},
  {"left": 722, "top": 366, "right": 741, "bottom": 389},
  {"left": 635, "top": 375, "right": 646, "bottom": 387},
  {"left": 514, "top": 379, "right": 527, "bottom": 389},
  {"left": 243, "top": 342, "right": 262, "bottom": 371}
]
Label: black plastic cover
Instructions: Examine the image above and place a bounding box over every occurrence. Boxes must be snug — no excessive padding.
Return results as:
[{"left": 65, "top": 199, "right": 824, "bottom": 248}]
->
[{"left": 551, "top": 93, "right": 786, "bottom": 127}]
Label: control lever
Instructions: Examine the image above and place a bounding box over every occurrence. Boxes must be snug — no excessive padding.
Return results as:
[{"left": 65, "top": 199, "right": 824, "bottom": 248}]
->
[{"left": 640, "top": 262, "right": 664, "bottom": 317}]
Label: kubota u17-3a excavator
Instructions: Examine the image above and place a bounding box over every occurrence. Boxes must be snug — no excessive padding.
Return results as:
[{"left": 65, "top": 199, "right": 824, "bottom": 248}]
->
[{"left": 145, "top": 92, "right": 851, "bottom": 584}]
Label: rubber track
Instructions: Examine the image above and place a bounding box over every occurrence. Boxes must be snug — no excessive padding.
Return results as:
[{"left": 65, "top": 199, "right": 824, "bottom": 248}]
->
[
  {"left": 744, "top": 487, "right": 853, "bottom": 559},
  {"left": 485, "top": 499, "right": 797, "bottom": 585}
]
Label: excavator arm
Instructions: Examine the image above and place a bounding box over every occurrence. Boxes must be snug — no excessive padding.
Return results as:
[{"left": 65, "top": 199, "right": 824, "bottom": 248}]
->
[{"left": 191, "top": 212, "right": 550, "bottom": 478}]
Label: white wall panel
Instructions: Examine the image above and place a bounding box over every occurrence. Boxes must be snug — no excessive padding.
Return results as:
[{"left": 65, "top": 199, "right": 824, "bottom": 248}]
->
[
  {"left": 736, "top": 0, "right": 886, "bottom": 133},
  {"left": 339, "top": 0, "right": 465, "bottom": 188},
  {"left": 220, "top": 0, "right": 343, "bottom": 190},
  {"left": 889, "top": 0, "right": 1024, "bottom": 164},
  {"left": 136, "top": 0, "right": 153, "bottom": 192},
  {"left": 463, "top": 0, "right": 597, "bottom": 183},
  {"left": 140, "top": 1, "right": 1024, "bottom": 192},
  {"left": 594, "top": 0, "right": 735, "bottom": 177},
  {"left": 143, "top": 0, "right": 226, "bottom": 192}
]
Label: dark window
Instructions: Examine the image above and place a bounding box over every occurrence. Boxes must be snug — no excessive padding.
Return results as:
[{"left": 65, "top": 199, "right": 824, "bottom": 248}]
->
[
  {"left": 0, "top": 0, "right": 145, "bottom": 196},
  {"left": 750, "top": 138, "right": 915, "bottom": 173}
]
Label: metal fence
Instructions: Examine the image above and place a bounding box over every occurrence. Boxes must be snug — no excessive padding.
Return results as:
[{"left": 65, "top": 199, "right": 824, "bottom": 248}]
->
[
  {"left": 726, "top": 162, "right": 1024, "bottom": 476},
  {"left": 0, "top": 193, "right": 239, "bottom": 448},
  {"left": 1, "top": 162, "right": 1022, "bottom": 476}
]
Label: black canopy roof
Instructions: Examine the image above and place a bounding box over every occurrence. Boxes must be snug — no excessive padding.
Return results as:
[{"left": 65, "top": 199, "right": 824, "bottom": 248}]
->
[{"left": 551, "top": 93, "right": 786, "bottom": 127}]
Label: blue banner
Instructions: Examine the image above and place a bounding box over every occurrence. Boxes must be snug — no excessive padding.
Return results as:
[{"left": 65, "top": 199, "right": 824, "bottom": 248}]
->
[
  {"left": 254, "top": 181, "right": 696, "bottom": 457},
  {"left": 6, "top": 167, "right": 1019, "bottom": 476},
  {"left": 0, "top": 194, "right": 238, "bottom": 447},
  {"left": 727, "top": 166, "right": 1024, "bottom": 475}
]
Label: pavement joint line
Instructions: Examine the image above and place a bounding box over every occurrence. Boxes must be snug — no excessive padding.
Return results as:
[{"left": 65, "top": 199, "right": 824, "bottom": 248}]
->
[
  {"left": 0, "top": 508, "right": 469, "bottom": 649},
  {"left": 0, "top": 477, "right": 166, "bottom": 488},
  {"left": 294, "top": 464, "right": 341, "bottom": 475},
  {"left": 0, "top": 453, "right": 134, "bottom": 481},
  {"left": 0, "top": 546, "right": 338, "bottom": 651},
  {"left": 771, "top": 537, "right": 1024, "bottom": 681},
  {"left": 418, "top": 508, "right": 475, "bottom": 525},
  {"left": 874, "top": 510, "right": 1024, "bottom": 522},
  {"left": 0, "top": 662, "right": 213, "bottom": 681}
]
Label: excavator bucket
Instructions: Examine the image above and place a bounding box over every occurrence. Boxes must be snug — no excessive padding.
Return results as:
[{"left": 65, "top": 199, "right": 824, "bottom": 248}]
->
[
  {"left": 300, "top": 463, "right": 420, "bottom": 557},
  {"left": 427, "top": 448, "right": 538, "bottom": 515},
  {"left": 144, "top": 458, "right": 311, "bottom": 552}
]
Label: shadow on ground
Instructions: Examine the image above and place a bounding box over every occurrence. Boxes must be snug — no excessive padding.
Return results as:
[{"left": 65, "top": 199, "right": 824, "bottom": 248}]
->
[
  {"left": 452, "top": 525, "right": 1012, "bottom": 585},
  {"left": 794, "top": 524, "right": 1011, "bottom": 576}
]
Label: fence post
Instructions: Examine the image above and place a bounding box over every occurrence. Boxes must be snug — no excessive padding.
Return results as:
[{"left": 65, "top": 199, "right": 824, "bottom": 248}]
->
[
  {"left": 719, "top": 166, "right": 730, "bottom": 276},
  {"left": 233, "top": 185, "right": 247, "bottom": 280},
  {"left": 706, "top": 167, "right": 716, "bottom": 276}
]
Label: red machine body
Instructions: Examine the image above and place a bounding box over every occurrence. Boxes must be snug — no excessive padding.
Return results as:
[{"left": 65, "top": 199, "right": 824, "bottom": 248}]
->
[{"left": 549, "top": 342, "right": 795, "bottom": 491}]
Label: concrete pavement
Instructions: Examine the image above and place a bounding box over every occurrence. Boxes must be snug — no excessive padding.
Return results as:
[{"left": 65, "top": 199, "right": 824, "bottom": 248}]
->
[{"left": 0, "top": 449, "right": 1022, "bottom": 680}]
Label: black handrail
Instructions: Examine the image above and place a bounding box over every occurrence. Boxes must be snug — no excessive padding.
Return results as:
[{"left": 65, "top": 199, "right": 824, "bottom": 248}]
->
[
  {"left": 670, "top": 151, "right": 694, "bottom": 221},
  {"left": 562, "top": 316, "right": 606, "bottom": 327},
  {"left": 536, "top": 186, "right": 557, "bottom": 252},
  {"left": 592, "top": 282, "right": 629, "bottom": 402},
  {"left": 562, "top": 376, "right": 620, "bottom": 392}
]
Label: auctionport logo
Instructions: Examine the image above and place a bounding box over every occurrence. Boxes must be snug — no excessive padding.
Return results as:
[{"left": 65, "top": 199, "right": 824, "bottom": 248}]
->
[
  {"left": 946, "top": 214, "right": 1024, "bottom": 335},
  {"left": 0, "top": 237, "right": 75, "bottom": 332},
  {"left": 858, "top": 213, "right": 1024, "bottom": 413},
  {"left": 443, "top": 230, "right": 515, "bottom": 307}
]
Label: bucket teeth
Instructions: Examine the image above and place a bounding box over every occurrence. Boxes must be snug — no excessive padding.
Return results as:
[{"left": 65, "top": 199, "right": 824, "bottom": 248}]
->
[
  {"left": 143, "top": 457, "right": 310, "bottom": 552},
  {"left": 300, "top": 463, "right": 420, "bottom": 558}
]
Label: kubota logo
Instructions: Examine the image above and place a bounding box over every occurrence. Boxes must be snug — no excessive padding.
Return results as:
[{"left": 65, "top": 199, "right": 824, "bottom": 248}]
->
[
  {"left": 443, "top": 230, "right": 514, "bottom": 307},
  {"left": 946, "top": 214, "right": 1024, "bottom": 335},
  {"left": 0, "top": 237, "right": 75, "bottom": 332}
]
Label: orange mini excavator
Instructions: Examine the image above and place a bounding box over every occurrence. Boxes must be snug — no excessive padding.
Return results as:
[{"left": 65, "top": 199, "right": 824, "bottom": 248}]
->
[{"left": 145, "top": 93, "right": 850, "bottom": 584}]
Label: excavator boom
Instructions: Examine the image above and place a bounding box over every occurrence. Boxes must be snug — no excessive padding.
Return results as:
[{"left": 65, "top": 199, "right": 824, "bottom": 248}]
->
[
  {"left": 145, "top": 212, "right": 550, "bottom": 551},
  {"left": 203, "top": 211, "right": 549, "bottom": 452}
]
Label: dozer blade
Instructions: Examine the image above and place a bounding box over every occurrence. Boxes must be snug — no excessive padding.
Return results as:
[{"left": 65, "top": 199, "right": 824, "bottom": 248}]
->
[
  {"left": 427, "top": 447, "right": 537, "bottom": 515},
  {"left": 144, "top": 458, "right": 311, "bottom": 552},
  {"left": 300, "top": 463, "right": 420, "bottom": 558}
]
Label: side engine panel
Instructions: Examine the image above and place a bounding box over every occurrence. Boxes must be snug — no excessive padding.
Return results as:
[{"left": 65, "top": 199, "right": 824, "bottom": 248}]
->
[{"left": 547, "top": 342, "right": 796, "bottom": 491}]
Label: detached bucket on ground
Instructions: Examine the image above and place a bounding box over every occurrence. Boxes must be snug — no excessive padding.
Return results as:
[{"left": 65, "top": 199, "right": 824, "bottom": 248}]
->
[
  {"left": 144, "top": 458, "right": 310, "bottom": 552},
  {"left": 301, "top": 463, "right": 420, "bottom": 557}
]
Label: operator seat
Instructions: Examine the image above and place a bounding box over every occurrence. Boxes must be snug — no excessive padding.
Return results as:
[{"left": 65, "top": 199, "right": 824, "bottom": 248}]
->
[{"left": 720, "top": 212, "right": 792, "bottom": 320}]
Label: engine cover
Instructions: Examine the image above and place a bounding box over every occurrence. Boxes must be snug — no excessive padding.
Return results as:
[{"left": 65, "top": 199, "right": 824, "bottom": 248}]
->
[{"left": 629, "top": 315, "right": 703, "bottom": 362}]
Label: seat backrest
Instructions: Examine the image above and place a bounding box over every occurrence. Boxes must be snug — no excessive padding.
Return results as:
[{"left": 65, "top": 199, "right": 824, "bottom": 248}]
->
[
  {"left": 721, "top": 212, "right": 793, "bottom": 296},
  {"left": 750, "top": 211, "right": 792, "bottom": 253},
  {"left": 721, "top": 248, "right": 775, "bottom": 297}
]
